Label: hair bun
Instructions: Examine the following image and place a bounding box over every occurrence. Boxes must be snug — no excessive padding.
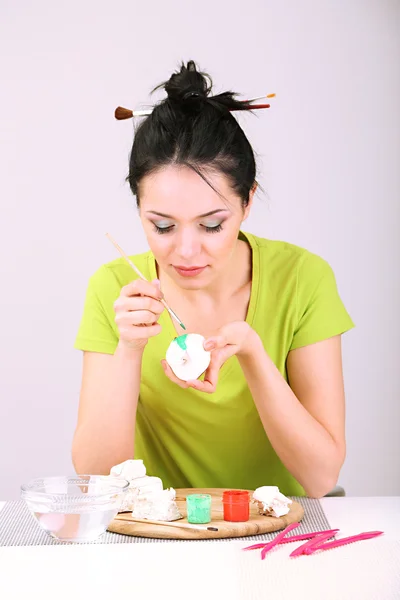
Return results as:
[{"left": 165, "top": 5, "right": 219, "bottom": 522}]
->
[{"left": 161, "top": 60, "right": 211, "bottom": 109}]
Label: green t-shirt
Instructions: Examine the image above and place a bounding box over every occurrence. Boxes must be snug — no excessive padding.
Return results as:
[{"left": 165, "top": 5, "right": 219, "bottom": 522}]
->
[{"left": 75, "top": 232, "right": 354, "bottom": 495}]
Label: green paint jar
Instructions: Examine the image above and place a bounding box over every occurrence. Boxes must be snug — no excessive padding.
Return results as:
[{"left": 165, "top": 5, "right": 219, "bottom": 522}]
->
[{"left": 186, "top": 494, "right": 212, "bottom": 524}]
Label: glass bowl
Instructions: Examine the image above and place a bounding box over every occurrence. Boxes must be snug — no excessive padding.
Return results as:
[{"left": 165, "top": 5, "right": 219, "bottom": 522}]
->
[{"left": 21, "top": 475, "right": 129, "bottom": 542}]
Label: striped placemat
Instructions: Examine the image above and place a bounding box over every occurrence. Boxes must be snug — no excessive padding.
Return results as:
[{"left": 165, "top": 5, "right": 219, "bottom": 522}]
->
[{"left": 0, "top": 497, "right": 331, "bottom": 546}]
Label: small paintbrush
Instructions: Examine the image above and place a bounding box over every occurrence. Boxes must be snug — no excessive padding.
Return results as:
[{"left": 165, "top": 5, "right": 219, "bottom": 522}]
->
[
  {"left": 114, "top": 93, "right": 275, "bottom": 120},
  {"left": 115, "top": 105, "right": 271, "bottom": 119},
  {"left": 116, "top": 514, "right": 218, "bottom": 532},
  {"left": 246, "top": 93, "right": 276, "bottom": 102},
  {"left": 106, "top": 233, "right": 186, "bottom": 330}
]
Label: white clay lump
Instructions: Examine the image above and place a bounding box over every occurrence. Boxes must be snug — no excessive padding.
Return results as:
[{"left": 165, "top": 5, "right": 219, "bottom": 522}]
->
[
  {"left": 165, "top": 333, "right": 211, "bottom": 381},
  {"left": 110, "top": 459, "right": 146, "bottom": 480},
  {"left": 131, "top": 488, "right": 182, "bottom": 522},
  {"left": 252, "top": 486, "right": 292, "bottom": 518},
  {"left": 109, "top": 459, "right": 182, "bottom": 520},
  {"left": 128, "top": 475, "right": 163, "bottom": 497}
]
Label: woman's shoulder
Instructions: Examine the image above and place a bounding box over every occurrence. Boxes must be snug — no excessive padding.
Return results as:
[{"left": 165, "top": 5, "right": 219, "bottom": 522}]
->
[
  {"left": 247, "top": 233, "right": 354, "bottom": 349},
  {"left": 245, "top": 231, "right": 330, "bottom": 275}
]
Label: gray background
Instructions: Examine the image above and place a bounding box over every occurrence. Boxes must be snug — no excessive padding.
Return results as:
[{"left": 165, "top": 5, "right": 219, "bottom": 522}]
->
[{"left": 1, "top": 0, "right": 399, "bottom": 499}]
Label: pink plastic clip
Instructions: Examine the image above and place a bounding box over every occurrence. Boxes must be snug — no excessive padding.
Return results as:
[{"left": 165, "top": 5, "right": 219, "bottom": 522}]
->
[
  {"left": 260, "top": 522, "right": 300, "bottom": 560},
  {"left": 242, "top": 528, "right": 339, "bottom": 552},
  {"left": 280, "top": 529, "right": 339, "bottom": 545},
  {"left": 242, "top": 527, "right": 384, "bottom": 560},
  {"left": 290, "top": 530, "right": 339, "bottom": 557},
  {"left": 303, "top": 531, "right": 384, "bottom": 555},
  {"left": 242, "top": 543, "right": 269, "bottom": 551}
]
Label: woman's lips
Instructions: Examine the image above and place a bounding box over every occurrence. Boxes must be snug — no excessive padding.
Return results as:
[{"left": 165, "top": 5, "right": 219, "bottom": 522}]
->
[{"left": 173, "top": 265, "right": 207, "bottom": 277}]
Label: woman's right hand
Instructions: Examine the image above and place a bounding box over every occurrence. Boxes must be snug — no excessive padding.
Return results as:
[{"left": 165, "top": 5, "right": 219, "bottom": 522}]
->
[{"left": 113, "top": 279, "right": 164, "bottom": 351}]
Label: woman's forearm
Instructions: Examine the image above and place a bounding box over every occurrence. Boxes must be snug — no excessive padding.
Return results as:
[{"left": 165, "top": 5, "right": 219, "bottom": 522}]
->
[
  {"left": 72, "top": 342, "right": 143, "bottom": 475},
  {"left": 238, "top": 338, "right": 344, "bottom": 498}
]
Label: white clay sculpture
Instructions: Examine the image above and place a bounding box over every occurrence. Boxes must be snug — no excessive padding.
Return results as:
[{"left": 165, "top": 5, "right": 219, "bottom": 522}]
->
[{"left": 165, "top": 333, "right": 211, "bottom": 382}]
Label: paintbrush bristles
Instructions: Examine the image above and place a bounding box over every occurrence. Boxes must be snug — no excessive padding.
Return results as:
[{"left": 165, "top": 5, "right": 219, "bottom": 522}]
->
[
  {"left": 115, "top": 106, "right": 134, "bottom": 120},
  {"left": 247, "top": 93, "right": 276, "bottom": 102}
]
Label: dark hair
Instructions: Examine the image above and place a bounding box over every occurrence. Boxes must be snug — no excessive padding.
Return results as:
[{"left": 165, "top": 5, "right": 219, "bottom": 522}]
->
[{"left": 128, "top": 60, "right": 256, "bottom": 208}]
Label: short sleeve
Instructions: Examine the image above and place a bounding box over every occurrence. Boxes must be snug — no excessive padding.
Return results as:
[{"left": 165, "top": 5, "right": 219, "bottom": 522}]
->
[
  {"left": 74, "top": 265, "right": 120, "bottom": 354},
  {"left": 290, "top": 253, "right": 354, "bottom": 351}
]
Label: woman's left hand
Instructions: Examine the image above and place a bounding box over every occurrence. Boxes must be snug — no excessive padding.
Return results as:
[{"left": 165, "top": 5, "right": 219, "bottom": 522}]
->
[{"left": 161, "top": 321, "right": 260, "bottom": 393}]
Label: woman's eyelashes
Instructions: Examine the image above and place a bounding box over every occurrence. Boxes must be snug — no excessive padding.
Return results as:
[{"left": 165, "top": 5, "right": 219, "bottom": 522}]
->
[
  {"left": 204, "top": 223, "right": 222, "bottom": 233},
  {"left": 152, "top": 222, "right": 224, "bottom": 235},
  {"left": 153, "top": 224, "right": 174, "bottom": 234}
]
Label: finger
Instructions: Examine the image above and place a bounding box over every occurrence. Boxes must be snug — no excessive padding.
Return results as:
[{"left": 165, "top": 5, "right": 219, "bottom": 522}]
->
[
  {"left": 186, "top": 358, "right": 221, "bottom": 393},
  {"left": 162, "top": 361, "right": 189, "bottom": 389},
  {"left": 121, "top": 279, "right": 164, "bottom": 300},
  {"left": 186, "top": 378, "right": 215, "bottom": 393},
  {"left": 119, "top": 322, "right": 162, "bottom": 340},
  {"left": 203, "top": 335, "right": 226, "bottom": 351},
  {"left": 161, "top": 360, "right": 189, "bottom": 389},
  {"left": 116, "top": 310, "right": 161, "bottom": 326},
  {"left": 115, "top": 295, "right": 164, "bottom": 316},
  {"left": 152, "top": 278, "right": 162, "bottom": 293}
]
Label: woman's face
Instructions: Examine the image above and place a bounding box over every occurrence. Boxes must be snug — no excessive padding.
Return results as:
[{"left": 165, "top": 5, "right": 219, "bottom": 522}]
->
[{"left": 139, "top": 165, "right": 253, "bottom": 289}]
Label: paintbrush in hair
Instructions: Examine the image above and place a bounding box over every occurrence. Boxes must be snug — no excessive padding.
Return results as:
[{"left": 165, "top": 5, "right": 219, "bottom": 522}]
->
[{"left": 114, "top": 94, "right": 275, "bottom": 120}]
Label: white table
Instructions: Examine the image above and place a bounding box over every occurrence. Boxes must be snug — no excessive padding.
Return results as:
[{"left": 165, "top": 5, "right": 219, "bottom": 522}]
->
[
  {"left": 0, "top": 498, "right": 399, "bottom": 600},
  {"left": 320, "top": 496, "right": 400, "bottom": 539}
]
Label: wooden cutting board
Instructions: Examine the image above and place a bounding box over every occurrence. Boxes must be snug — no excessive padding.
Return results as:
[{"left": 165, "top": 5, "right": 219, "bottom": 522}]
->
[{"left": 108, "top": 487, "right": 304, "bottom": 540}]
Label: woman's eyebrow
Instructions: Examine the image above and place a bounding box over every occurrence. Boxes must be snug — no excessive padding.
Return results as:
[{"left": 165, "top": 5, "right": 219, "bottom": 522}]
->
[{"left": 146, "top": 209, "right": 229, "bottom": 219}]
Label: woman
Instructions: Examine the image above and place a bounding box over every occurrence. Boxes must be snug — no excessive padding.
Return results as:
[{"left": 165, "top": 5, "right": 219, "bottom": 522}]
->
[{"left": 73, "top": 61, "right": 354, "bottom": 498}]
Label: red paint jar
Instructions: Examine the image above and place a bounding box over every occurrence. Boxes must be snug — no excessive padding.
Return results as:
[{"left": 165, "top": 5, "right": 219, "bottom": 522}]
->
[{"left": 222, "top": 490, "right": 250, "bottom": 522}]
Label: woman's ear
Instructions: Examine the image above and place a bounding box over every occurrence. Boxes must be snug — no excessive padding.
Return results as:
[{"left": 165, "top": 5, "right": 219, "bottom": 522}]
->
[
  {"left": 242, "top": 181, "right": 257, "bottom": 221},
  {"left": 250, "top": 181, "right": 258, "bottom": 201}
]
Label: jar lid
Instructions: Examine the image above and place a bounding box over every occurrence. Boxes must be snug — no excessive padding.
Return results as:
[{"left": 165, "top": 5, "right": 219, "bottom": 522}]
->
[
  {"left": 186, "top": 493, "right": 211, "bottom": 506},
  {"left": 222, "top": 490, "right": 250, "bottom": 503}
]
